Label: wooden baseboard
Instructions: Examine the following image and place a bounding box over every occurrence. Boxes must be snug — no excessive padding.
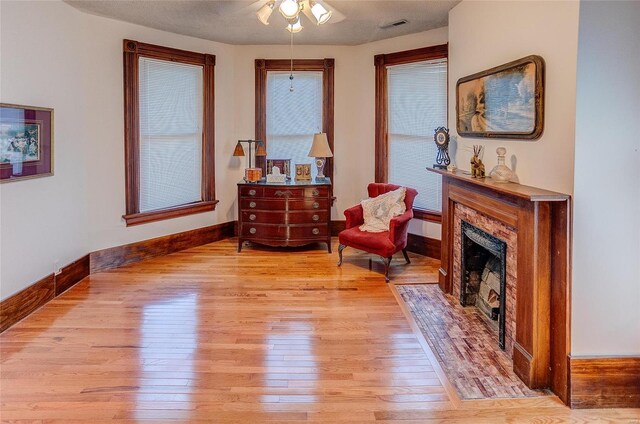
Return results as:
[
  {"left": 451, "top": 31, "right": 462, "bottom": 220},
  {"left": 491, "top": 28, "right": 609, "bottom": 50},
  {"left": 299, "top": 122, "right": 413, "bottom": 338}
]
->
[
  {"left": 0, "top": 274, "right": 55, "bottom": 333},
  {"left": 569, "top": 355, "right": 640, "bottom": 408},
  {"left": 406, "top": 233, "right": 441, "bottom": 260},
  {"left": 90, "top": 221, "right": 236, "bottom": 273},
  {"left": 55, "top": 255, "right": 90, "bottom": 296},
  {"left": 0, "top": 254, "right": 90, "bottom": 333},
  {"left": 330, "top": 220, "right": 346, "bottom": 236}
]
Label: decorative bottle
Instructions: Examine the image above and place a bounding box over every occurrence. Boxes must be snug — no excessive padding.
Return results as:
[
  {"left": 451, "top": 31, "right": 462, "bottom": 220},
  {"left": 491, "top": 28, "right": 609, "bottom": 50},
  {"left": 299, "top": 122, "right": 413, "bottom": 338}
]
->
[{"left": 489, "top": 147, "right": 515, "bottom": 183}]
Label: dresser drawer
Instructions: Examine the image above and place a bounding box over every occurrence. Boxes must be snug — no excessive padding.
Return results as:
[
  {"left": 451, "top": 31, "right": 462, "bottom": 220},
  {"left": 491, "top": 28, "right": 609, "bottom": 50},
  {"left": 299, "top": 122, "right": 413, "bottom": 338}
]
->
[
  {"left": 241, "top": 223, "right": 286, "bottom": 238},
  {"left": 241, "top": 211, "right": 287, "bottom": 224},
  {"left": 304, "top": 187, "right": 329, "bottom": 198},
  {"left": 240, "top": 198, "right": 286, "bottom": 211},
  {"left": 289, "top": 225, "right": 328, "bottom": 239},
  {"left": 260, "top": 187, "right": 329, "bottom": 199},
  {"left": 263, "top": 187, "right": 304, "bottom": 199},
  {"left": 239, "top": 186, "right": 263, "bottom": 197},
  {"left": 288, "top": 199, "right": 328, "bottom": 211},
  {"left": 287, "top": 211, "right": 327, "bottom": 224}
]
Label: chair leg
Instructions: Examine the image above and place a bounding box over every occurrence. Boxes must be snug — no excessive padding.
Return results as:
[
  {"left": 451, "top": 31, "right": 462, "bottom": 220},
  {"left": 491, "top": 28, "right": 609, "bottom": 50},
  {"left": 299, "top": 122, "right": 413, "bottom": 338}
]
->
[
  {"left": 337, "top": 244, "right": 347, "bottom": 266},
  {"left": 381, "top": 256, "right": 393, "bottom": 282},
  {"left": 402, "top": 248, "right": 411, "bottom": 264}
]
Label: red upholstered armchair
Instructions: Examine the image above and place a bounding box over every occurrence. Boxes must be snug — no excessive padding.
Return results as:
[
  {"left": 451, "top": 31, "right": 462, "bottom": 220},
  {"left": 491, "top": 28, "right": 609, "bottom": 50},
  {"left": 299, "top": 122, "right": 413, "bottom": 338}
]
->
[{"left": 338, "top": 183, "right": 418, "bottom": 281}]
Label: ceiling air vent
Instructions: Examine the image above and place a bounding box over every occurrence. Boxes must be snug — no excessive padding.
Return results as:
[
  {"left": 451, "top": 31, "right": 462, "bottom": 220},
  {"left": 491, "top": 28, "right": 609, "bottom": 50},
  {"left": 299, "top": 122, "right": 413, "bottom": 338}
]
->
[{"left": 379, "top": 19, "right": 408, "bottom": 29}]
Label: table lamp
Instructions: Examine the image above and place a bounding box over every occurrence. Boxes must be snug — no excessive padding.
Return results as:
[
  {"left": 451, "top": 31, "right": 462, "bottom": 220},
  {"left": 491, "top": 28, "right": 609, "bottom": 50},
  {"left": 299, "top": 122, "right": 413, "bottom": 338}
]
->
[
  {"left": 234, "top": 140, "right": 266, "bottom": 182},
  {"left": 307, "top": 133, "right": 332, "bottom": 180}
]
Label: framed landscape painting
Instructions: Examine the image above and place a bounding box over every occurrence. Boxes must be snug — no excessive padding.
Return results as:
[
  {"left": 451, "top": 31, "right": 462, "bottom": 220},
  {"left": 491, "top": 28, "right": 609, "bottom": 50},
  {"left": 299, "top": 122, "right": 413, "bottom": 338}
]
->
[
  {"left": 1, "top": 103, "right": 54, "bottom": 182},
  {"left": 456, "top": 55, "right": 545, "bottom": 140}
]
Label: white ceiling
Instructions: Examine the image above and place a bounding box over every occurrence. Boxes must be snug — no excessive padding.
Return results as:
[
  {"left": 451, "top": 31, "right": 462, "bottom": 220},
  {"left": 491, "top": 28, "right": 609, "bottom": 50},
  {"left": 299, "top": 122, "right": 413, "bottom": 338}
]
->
[{"left": 64, "top": 0, "right": 459, "bottom": 45}]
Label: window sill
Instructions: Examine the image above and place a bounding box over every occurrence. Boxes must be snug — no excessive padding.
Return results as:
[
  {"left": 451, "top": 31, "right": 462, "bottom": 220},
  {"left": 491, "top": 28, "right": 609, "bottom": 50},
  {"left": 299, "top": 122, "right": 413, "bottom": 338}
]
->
[
  {"left": 123, "top": 200, "right": 219, "bottom": 227},
  {"left": 413, "top": 208, "right": 442, "bottom": 223}
]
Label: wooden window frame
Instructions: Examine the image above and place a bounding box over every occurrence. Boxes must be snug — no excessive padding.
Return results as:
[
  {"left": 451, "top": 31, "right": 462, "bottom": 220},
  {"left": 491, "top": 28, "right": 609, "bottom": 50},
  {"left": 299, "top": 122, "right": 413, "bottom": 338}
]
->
[
  {"left": 374, "top": 44, "right": 448, "bottom": 223},
  {"left": 255, "top": 59, "right": 335, "bottom": 181},
  {"left": 122, "top": 39, "right": 218, "bottom": 227}
]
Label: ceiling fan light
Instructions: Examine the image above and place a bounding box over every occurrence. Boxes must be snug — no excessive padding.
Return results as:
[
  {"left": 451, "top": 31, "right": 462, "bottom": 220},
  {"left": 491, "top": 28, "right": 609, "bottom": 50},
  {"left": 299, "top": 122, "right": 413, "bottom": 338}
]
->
[
  {"left": 286, "top": 16, "right": 303, "bottom": 33},
  {"left": 256, "top": 0, "right": 275, "bottom": 25},
  {"left": 279, "top": 0, "right": 300, "bottom": 20},
  {"left": 310, "top": 1, "right": 332, "bottom": 25}
]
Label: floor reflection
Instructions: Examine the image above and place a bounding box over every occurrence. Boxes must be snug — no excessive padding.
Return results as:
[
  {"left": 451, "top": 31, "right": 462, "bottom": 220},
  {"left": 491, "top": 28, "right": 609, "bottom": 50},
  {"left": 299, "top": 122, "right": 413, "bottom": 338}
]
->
[
  {"left": 264, "top": 321, "right": 317, "bottom": 404},
  {"left": 136, "top": 293, "right": 197, "bottom": 417}
]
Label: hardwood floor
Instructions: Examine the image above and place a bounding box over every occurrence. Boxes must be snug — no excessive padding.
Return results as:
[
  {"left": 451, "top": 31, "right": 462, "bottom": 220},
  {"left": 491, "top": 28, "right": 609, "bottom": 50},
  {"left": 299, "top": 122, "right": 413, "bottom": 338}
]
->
[{"left": 1, "top": 238, "right": 638, "bottom": 423}]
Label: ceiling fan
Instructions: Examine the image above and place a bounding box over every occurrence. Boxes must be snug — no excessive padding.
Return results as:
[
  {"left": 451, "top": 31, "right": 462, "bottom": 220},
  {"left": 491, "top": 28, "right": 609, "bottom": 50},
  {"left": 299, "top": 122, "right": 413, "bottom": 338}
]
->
[{"left": 254, "top": 0, "right": 345, "bottom": 33}]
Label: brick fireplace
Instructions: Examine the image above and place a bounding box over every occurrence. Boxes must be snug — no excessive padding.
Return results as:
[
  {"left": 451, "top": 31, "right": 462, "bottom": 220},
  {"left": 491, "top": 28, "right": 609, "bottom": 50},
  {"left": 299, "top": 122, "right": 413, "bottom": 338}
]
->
[
  {"left": 456, "top": 216, "right": 512, "bottom": 353},
  {"left": 429, "top": 168, "right": 571, "bottom": 403}
]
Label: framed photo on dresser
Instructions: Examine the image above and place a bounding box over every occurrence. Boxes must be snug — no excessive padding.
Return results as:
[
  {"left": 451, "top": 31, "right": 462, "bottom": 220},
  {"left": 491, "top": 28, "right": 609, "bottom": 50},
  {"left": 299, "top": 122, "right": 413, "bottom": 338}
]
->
[{"left": 267, "top": 159, "right": 291, "bottom": 179}]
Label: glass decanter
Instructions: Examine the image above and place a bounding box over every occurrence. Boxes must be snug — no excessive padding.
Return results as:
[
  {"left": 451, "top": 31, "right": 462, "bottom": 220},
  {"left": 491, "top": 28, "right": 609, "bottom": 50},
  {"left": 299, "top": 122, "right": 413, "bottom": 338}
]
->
[{"left": 489, "top": 147, "right": 515, "bottom": 183}]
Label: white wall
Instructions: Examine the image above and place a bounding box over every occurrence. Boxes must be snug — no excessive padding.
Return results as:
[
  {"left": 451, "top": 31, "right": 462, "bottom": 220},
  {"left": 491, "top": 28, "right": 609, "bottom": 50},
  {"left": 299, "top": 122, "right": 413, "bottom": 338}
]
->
[
  {"left": 0, "top": 0, "right": 447, "bottom": 300},
  {"left": 572, "top": 0, "right": 640, "bottom": 355},
  {"left": 1, "top": 1, "right": 91, "bottom": 299},
  {"left": 448, "top": 1, "right": 580, "bottom": 195}
]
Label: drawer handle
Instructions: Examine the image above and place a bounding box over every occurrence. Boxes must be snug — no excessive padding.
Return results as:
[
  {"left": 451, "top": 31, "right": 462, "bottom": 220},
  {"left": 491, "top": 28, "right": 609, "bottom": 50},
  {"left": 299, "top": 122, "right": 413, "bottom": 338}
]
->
[
  {"left": 312, "top": 189, "right": 320, "bottom": 196},
  {"left": 249, "top": 189, "right": 256, "bottom": 196},
  {"left": 312, "top": 202, "right": 319, "bottom": 209},
  {"left": 249, "top": 227, "right": 257, "bottom": 234},
  {"left": 275, "top": 190, "right": 293, "bottom": 198},
  {"left": 312, "top": 228, "right": 320, "bottom": 235},
  {"left": 249, "top": 201, "right": 256, "bottom": 208},
  {"left": 249, "top": 214, "right": 256, "bottom": 221},
  {"left": 312, "top": 214, "right": 319, "bottom": 221}
]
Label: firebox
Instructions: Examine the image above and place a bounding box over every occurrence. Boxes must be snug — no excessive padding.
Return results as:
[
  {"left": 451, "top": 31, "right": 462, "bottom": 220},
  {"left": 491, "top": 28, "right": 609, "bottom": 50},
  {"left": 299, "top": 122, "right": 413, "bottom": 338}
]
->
[{"left": 460, "top": 220, "right": 507, "bottom": 350}]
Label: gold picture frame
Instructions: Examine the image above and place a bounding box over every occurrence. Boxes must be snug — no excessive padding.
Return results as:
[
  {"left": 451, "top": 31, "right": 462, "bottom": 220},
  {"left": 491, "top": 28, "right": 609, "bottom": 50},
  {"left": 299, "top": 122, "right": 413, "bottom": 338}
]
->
[
  {"left": 295, "top": 164, "right": 311, "bottom": 181},
  {"left": 456, "top": 55, "right": 545, "bottom": 140}
]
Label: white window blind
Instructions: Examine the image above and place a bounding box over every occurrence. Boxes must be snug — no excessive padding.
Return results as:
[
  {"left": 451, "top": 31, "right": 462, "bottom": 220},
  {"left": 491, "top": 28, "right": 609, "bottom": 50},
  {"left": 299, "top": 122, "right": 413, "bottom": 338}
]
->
[
  {"left": 387, "top": 58, "right": 447, "bottom": 211},
  {"left": 138, "top": 57, "right": 203, "bottom": 213},
  {"left": 266, "top": 71, "right": 323, "bottom": 179}
]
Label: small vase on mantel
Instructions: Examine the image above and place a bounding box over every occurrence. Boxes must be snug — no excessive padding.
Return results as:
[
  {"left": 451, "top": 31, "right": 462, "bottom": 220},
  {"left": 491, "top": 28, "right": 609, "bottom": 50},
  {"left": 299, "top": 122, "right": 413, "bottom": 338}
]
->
[{"left": 489, "top": 147, "right": 516, "bottom": 183}]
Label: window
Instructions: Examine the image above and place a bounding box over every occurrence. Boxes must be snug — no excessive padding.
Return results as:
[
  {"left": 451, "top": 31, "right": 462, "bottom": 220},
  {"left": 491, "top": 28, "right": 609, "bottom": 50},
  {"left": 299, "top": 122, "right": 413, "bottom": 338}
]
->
[
  {"left": 266, "top": 71, "right": 323, "bottom": 179},
  {"left": 123, "top": 40, "right": 217, "bottom": 226},
  {"left": 255, "top": 59, "right": 334, "bottom": 181},
  {"left": 375, "top": 44, "right": 448, "bottom": 221}
]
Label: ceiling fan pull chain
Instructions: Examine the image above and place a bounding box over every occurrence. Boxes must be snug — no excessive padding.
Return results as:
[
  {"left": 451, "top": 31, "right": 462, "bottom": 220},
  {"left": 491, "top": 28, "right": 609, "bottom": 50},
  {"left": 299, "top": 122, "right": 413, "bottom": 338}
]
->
[{"left": 289, "top": 29, "right": 295, "bottom": 92}]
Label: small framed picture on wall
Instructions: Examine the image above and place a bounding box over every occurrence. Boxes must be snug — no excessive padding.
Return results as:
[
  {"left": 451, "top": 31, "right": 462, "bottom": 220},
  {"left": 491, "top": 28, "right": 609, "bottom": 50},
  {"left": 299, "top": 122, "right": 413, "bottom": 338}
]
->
[{"left": 1, "top": 103, "right": 54, "bottom": 183}]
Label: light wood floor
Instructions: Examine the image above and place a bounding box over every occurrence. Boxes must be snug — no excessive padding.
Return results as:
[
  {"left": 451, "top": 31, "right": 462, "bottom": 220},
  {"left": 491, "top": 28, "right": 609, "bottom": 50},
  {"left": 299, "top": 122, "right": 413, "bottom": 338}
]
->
[{"left": 1, "top": 238, "right": 638, "bottom": 423}]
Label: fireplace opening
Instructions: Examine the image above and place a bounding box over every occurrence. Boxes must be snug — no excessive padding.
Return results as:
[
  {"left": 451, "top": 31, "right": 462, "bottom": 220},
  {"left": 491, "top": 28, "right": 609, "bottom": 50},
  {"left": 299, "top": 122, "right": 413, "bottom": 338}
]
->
[{"left": 460, "top": 220, "right": 507, "bottom": 350}]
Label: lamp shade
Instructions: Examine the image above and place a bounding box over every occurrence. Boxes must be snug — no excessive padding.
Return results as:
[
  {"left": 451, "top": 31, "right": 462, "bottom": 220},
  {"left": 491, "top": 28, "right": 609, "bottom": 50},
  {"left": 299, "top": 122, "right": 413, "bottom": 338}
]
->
[
  {"left": 286, "top": 16, "right": 303, "bottom": 33},
  {"left": 310, "top": 1, "right": 332, "bottom": 25},
  {"left": 256, "top": 0, "right": 275, "bottom": 25},
  {"left": 308, "top": 133, "right": 333, "bottom": 157},
  {"left": 233, "top": 142, "right": 245, "bottom": 157},
  {"left": 255, "top": 141, "right": 267, "bottom": 156}
]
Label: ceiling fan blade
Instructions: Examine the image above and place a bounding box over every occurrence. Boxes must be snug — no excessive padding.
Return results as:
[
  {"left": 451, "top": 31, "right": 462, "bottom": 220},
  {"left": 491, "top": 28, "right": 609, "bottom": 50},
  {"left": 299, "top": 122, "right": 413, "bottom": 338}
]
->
[
  {"left": 322, "top": 1, "right": 346, "bottom": 24},
  {"left": 228, "top": 0, "right": 270, "bottom": 16}
]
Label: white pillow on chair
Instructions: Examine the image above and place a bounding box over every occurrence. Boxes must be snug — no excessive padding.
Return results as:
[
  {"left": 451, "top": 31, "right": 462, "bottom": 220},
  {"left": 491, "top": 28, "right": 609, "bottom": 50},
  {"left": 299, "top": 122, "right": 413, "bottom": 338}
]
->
[{"left": 359, "top": 187, "right": 407, "bottom": 233}]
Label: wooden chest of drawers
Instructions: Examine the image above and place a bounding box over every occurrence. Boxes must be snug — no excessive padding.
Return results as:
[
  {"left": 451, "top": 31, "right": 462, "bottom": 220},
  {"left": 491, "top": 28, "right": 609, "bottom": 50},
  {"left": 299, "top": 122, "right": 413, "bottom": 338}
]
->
[{"left": 237, "top": 180, "right": 332, "bottom": 252}]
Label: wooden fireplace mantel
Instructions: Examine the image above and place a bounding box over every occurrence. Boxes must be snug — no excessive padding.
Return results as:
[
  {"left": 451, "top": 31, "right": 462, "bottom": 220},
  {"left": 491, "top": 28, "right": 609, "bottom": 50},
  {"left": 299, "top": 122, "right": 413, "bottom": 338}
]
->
[{"left": 429, "top": 168, "right": 571, "bottom": 403}]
